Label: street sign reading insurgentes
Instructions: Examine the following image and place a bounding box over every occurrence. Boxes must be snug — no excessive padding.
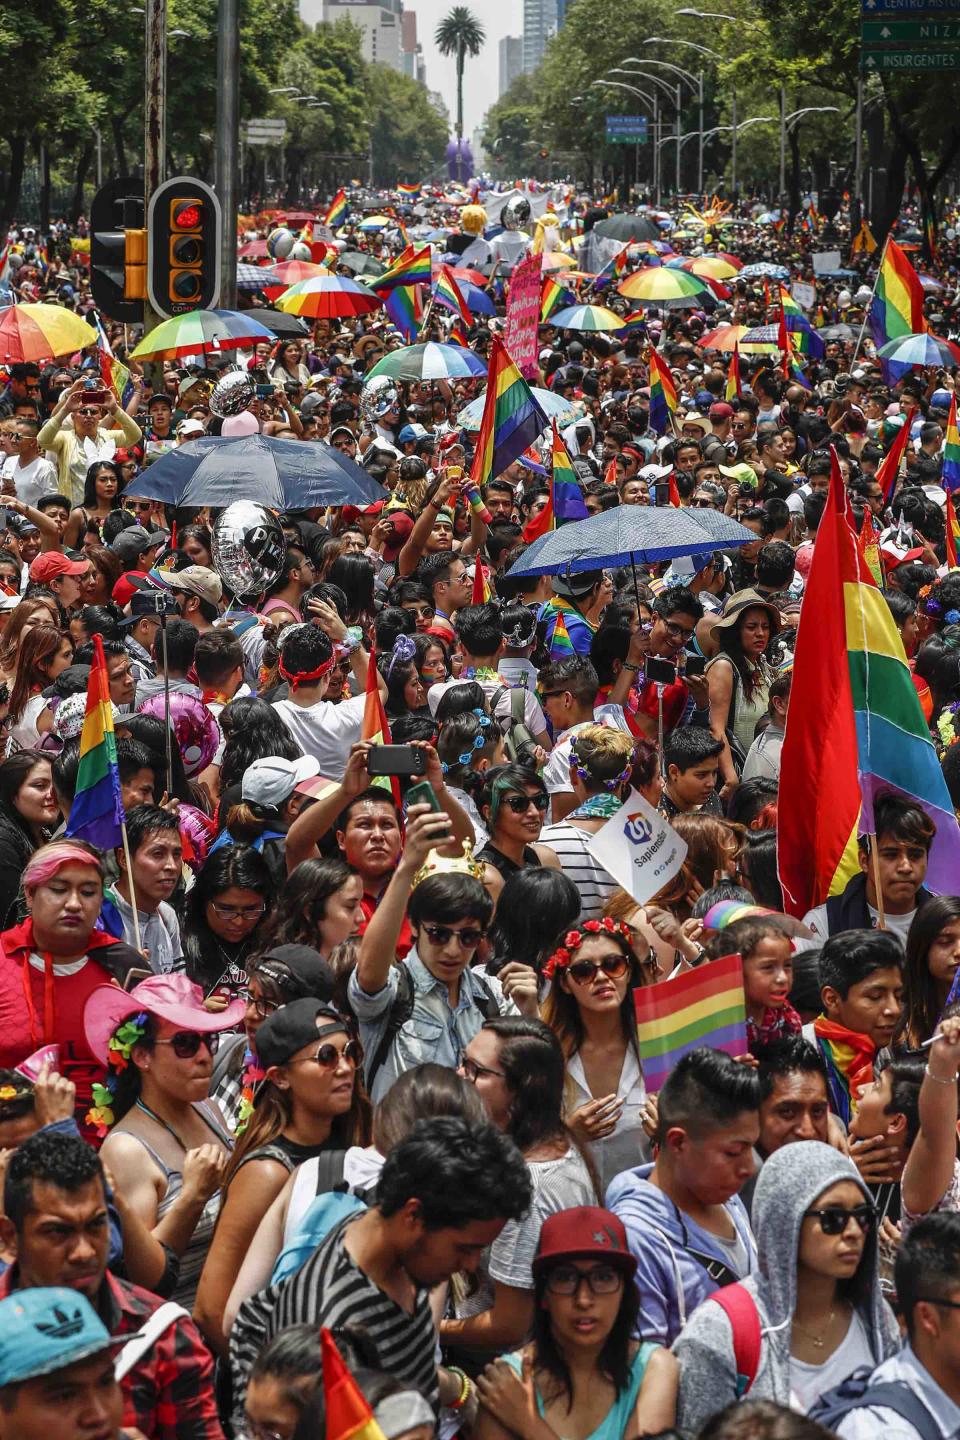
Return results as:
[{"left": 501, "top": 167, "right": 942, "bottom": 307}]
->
[{"left": 861, "top": 44, "right": 960, "bottom": 64}]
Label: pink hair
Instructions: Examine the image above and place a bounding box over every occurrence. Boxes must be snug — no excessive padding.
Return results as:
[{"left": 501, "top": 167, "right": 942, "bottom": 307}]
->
[{"left": 23, "top": 842, "right": 104, "bottom": 893}]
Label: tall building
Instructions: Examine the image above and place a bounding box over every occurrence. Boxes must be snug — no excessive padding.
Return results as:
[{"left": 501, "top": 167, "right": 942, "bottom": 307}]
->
[
  {"left": 313, "top": 0, "right": 403, "bottom": 71},
  {"left": 498, "top": 35, "right": 523, "bottom": 95},
  {"left": 523, "top": 0, "right": 557, "bottom": 72},
  {"left": 401, "top": 8, "right": 427, "bottom": 85}
]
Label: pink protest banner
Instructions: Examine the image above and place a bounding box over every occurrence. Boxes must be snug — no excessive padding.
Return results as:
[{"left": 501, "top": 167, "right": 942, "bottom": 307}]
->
[{"left": 503, "top": 253, "right": 543, "bottom": 381}]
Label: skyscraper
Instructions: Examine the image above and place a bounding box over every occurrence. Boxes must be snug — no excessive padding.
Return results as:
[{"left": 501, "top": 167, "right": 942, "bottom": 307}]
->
[
  {"left": 523, "top": 0, "right": 557, "bottom": 72},
  {"left": 499, "top": 35, "right": 524, "bottom": 95}
]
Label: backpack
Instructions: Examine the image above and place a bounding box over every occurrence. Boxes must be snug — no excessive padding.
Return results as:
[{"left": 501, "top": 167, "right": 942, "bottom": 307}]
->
[
  {"left": 808, "top": 1363, "right": 941, "bottom": 1440},
  {"left": 707, "top": 1283, "right": 762, "bottom": 1397},
  {"left": 502, "top": 687, "right": 537, "bottom": 764},
  {"left": 363, "top": 960, "right": 498, "bottom": 1092},
  {"left": 269, "top": 1150, "right": 362, "bottom": 1286}
]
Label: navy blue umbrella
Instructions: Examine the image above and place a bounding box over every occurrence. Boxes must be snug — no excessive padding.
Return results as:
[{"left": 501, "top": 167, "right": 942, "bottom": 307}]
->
[
  {"left": 505, "top": 505, "right": 757, "bottom": 580},
  {"left": 124, "top": 435, "right": 387, "bottom": 511}
]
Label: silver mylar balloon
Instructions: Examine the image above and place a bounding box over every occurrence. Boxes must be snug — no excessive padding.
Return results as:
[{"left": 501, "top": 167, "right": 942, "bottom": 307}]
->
[
  {"left": 501, "top": 196, "right": 531, "bottom": 232},
  {"left": 210, "top": 368, "right": 255, "bottom": 418},
  {"left": 361, "top": 375, "right": 400, "bottom": 425},
  {"left": 211, "top": 502, "right": 286, "bottom": 598}
]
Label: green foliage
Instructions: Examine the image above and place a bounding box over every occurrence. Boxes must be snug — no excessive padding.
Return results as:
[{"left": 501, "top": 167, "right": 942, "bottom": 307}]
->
[
  {"left": 434, "top": 5, "right": 485, "bottom": 138},
  {"left": 367, "top": 66, "right": 448, "bottom": 186},
  {"left": 482, "top": 74, "right": 544, "bottom": 177}
]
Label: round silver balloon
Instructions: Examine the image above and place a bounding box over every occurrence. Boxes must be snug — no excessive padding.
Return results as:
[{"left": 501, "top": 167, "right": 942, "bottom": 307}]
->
[
  {"left": 211, "top": 502, "right": 286, "bottom": 598},
  {"left": 361, "top": 375, "right": 400, "bottom": 425},
  {"left": 267, "top": 226, "right": 295, "bottom": 260},
  {"left": 210, "top": 368, "right": 255, "bottom": 418},
  {"left": 501, "top": 196, "right": 531, "bottom": 232}
]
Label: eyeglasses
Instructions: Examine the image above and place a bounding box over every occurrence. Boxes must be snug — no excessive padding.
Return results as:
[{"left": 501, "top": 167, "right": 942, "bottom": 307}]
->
[
  {"left": 914, "top": 1296, "right": 960, "bottom": 1312},
  {"left": 462, "top": 1055, "right": 506, "bottom": 1082},
  {"left": 539, "top": 689, "right": 569, "bottom": 703},
  {"left": 155, "top": 1030, "right": 219, "bottom": 1059},
  {"left": 804, "top": 1204, "right": 877, "bottom": 1236},
  {"left": 567, "top": 953, "right": 630, "bottom": 985},
  {"left": 503, "top": 792, "right": 549, "bottom": 814},
  {"left": 692, "top": 497, "right": 713, "bottom": 508},
  {"left": 661, "top": 619, "right": 696, "bottom": 643},
  {"left": 77, "top": 408, "right": 101, "bottom": 417},
  {"left": 211, "top": 900, "right": 266, "bottom": 920},
  {"left": 420, "top": 922, "right": 486, "bottom": 949},
  {"left": 544, "top": 1263, "right": 624, "bottom": 1296},
  {"left": 289, "top": 1038, "right": 363, "bottom": 1069},
  {"left": 241, "top": 988, "right": 278, "bottom": 1019}
]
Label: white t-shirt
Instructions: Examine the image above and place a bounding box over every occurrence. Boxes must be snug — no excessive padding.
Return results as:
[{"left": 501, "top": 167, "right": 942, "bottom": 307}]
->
[
  {"left": 2, "top": 454, "right": 57, "bottom": 507},
  {"left": 790, "top": 1309, "right": 873, "bottom": 1413},
  {"left": 271, "top": 694, "right": 366, "bottom": 780},
  {"left": 802, "top": 901, "right": 916, "bottom": 946}
]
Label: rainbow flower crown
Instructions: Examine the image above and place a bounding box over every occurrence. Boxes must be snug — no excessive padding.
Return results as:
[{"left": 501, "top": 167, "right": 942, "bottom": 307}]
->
[{"left": 86, "top": 1010, "right": 148, "bottom": 1139}]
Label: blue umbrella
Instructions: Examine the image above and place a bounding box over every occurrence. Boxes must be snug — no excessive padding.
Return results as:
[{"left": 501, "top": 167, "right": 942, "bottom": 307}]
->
[
  {"left": 739, "top": 263, "right": 790, "bottom": 281},
  {"left": 124, "top": 435, "right": 387, "bottom": 510},
  {"left": 505, "top": 506, "right": 758, "bottom": 579},
  {"left": 878, "top": 332, "right": 958, "bottom": 370},
  {"left": 457, "top": 278, "right": 496, "bottom": 317}
]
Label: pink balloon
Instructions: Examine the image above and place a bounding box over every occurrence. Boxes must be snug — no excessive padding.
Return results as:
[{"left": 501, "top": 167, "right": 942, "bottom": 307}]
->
[{"left": 222, "top": 411, "right": 259, "bottom": 437}]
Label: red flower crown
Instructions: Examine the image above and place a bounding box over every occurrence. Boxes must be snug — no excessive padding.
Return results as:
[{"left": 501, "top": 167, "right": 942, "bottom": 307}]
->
[{"left": 543, "top": 916, "right": 635, "bottom": 979}]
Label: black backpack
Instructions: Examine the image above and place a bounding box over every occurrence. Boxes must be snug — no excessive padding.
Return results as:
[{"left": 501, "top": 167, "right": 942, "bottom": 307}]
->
[
  {"left": 808, "top": 1363, "right": 941, "bottom": 1440},
  {"left": 364, "top": 960, "right": 498, "bottom": 1091}
]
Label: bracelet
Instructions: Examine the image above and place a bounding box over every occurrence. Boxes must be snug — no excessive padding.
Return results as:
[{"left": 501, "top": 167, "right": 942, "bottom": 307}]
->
[
  {"left": 446, "top": 1367, "right": 472, "bottom": 1411},
  {"left": 925, "top": 1064, "right": 959, "bottom": 1086},
  {"left": 623, "top": 661, "right": 641, "bottom": 673},
  {"left": 426, "top": 498, "right": 441, "bottom": 509},
  {"left": 686, "top": 946, "right": 707, "bottom": 967}
]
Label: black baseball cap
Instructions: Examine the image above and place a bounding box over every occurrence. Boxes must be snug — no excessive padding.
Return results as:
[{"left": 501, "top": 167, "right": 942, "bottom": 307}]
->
[
  {"left": 256, "top": 999, "right": 347, "bottom": 1070},
  {"left": 252, "top": 944, "right": 336, "bottom": 1004}
]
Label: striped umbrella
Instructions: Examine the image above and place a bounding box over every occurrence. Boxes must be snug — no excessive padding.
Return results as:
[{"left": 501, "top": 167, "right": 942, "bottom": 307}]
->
[
  {"left": 236, "top": 263, "right": 285, "bottom": 291},
  {"left": 0, "top": 303, "right": 97, "bottom": 361},
  {"left": 365, "top": 342, "right": 487, "bottom": 382},
  {"left": 668, "top": 255, "right": 741, "bottom": 281},
  {"left": 266, "top": 259, "right": 330, "bottom": 286},
  {"left": 550, "top": 304, "right": 624, "bottom": 332},
  {"left": 700, "top": 323, "right": 776, "bottom": 354},
  {"left": 457, "top": 386, "right": 579, "bottom": 433},
  {"left": 878, "top": 332, "right": 959, "bottom": 370},
  {"left": 274, "top": 276, "right": 383, "bottom": 320},
  {"left": 617, "top": 267, "right": 709, "bottom": 304},
  {"left": 129, "top": 309, "right": 275, "bottom": 361}
]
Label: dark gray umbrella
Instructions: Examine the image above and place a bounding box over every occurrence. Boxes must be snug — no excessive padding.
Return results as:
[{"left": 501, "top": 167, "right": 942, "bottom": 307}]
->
[
  {"left": 241, "top": 307, "right": 311, "bottom": 338},
  {"left": 817, "top": 323, "right": 856, "bottom": 343},
  {"left": 338, "top": 252, "right": 386, "bottom": 277},
  {"left": 594, "top": 214, "right": 661, "bottom": 243},
  {"left": 125, "top": 435, "right": 386, "bottom": 510}
]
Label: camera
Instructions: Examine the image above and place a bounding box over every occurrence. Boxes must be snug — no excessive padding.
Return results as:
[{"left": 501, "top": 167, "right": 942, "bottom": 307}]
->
[{"left": 646, "top": 657, "right": 677, "bottom": 685}]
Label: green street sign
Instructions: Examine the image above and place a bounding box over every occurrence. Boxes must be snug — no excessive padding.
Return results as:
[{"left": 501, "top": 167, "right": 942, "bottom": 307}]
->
[
  {"left": 861, "top": 42, "right": 960, "bottom": 63},
  {"left": 862, "top": 15, "right": 960, "bottom": 38}
]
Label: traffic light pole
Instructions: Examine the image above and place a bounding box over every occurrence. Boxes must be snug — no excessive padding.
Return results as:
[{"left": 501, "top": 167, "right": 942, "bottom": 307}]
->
[
  {"left": 143, "top": 0, "right": 167, "bottom": 351},
  {"left": 216, "top": 0, "right": 239, "bottom": 310}
]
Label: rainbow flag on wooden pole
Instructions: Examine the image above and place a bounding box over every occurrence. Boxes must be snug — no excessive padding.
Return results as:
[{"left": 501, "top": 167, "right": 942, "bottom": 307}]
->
[
  {"left": 942, "top": 393, "right": 960, "bottom": 493},
  {"left": 469, "top": 336, "right": 549, "bottom": 490},
  {"left": 634, "top": 953, "right": 747, "bottom": 1091},
  {"left": 323, "top": 188, "right": 349, "bottom": 228},
  {"left": 521, "top": 422, "right": 589, "bottom": 542},
  {"left": 647, "top": 350, "right": 678, "bottom": 435}
]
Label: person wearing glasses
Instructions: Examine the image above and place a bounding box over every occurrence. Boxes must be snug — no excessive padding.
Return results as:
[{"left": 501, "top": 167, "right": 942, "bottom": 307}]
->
[
  {"left": 673, "top": 1141, "right": 899, "bottom": 1432},
  {"left": 476, "top": 764, "right": 560, "bottom": 880},
  {"left": 194, "top": 999, "right": 368, "bottom": 1356},
  {"left": 88, "top": 971, "right": 244, "bottom": 1307},
  {"left": 0, "top": 417, "right": 56, "bottom": 506},
  {"left": 474, "top": 1206, "right": 677, "bottom": 1440},
  {"left": 181, "top": 845, "right": 273, "bottom": 1008},
  {"left": 36, "top": 379, "right": 142, "bottom": 507}
]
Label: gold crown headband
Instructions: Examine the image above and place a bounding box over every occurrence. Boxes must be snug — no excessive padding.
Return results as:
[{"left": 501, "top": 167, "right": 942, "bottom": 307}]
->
[{"left": 412, "top": 839, "right": 485, "bottom": 891}]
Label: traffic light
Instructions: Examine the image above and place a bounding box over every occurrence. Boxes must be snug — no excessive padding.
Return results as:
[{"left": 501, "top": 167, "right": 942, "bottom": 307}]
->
[
  {"left": 90, "top": 178, "right": 145, "bottom": 324},
  {"left": 147, "top": 176, "right": 222, "bottom": 319}
]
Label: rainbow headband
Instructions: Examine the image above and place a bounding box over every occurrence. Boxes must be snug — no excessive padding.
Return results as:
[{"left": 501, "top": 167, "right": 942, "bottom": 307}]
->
[{"left": 703, "top": 900, "right": 775, "bottom": 930}]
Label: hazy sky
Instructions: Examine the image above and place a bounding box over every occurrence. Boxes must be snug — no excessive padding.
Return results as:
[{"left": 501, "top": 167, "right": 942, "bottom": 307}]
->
[{"left": 409, "top": 0, "right": 524, "bottom": 137}]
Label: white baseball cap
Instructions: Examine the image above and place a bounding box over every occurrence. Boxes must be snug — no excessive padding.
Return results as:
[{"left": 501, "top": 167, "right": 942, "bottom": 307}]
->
[{"left": 242, "top": 755, "right": 321, "bottom": 809}]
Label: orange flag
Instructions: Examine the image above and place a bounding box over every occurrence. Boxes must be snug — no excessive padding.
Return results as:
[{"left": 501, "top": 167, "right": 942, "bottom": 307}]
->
[{"left": 321, "top": 1329, "right": 390, "bottom": 1440}]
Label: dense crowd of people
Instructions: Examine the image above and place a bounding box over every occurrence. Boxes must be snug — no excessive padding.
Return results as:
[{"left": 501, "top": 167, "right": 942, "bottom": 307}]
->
[{"left": 1, "top": 190, "right": 960, "bottom": 1440}]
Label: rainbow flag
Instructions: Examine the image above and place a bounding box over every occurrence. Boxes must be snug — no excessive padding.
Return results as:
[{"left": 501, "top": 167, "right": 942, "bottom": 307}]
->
[
  {"left": 777, "top": 303, "right": 792, "bottom": 380},
  {"left": 448, "top": 317, "right": 471, "bottom": 347},
  {"left": 324, "top": 188, "right": 349, "bottom": 228},
  {"left": 541, "top": 275, "right": 570, "bottom": 323},
  {"left": 377, "top": 284, "right": 421, "bottom": 343},
  {"left": 620, "top": 310, "right": 646, "bottom": 336},
  {"left": 726, "top": 344, "right": 741, "bottom": 402},
  {"left": 789, "top": 353, "right": 813, "bottom": 391},
  {"left": 468, "top": 336, "right": 549, "bottom": 490},
  {"left": 472, "top": 559, "right": 492, "bottom": 604},
  {"left": 592, "top": 243, "right": 631, "bottom": 291},
  {"left": 647, "top": 350, "right": 677, "bottom": 435},
  {"left": 876, "top": 409, "right": 914, "bottom": 506},
  {"left": 947, "top": 491, "right": 960, "bottom": 569},
  {"left": 778, "top": 449, "right": 960, "bottom": 917},
  {"left": 65, "top": 635, "right": 125, "bottom": 849},
  {"left": 634, "top": 952, "right": 747, "bottom": 1092},
  {"left": 943, "top": 393, "right": 960, "bottom": 493},
  {"left": 397, "top": 182, "right": 422, "bottom": 198},
  {"left": 522, "top": 422, "right": 588, "bottom": 541},
  {"left": 321, "top": 1330, "right": 389, "bottom": 1440},
  {"left": 94, "top": 316, "right": 133, "bottom": 407},
  {"left": 376, "top": 244, "right": 432, "bottom": 292},
  {"left": 859, "top": 509, "right": 882, "bottom": 588},
  {"left": 779, "top": 284, "right": 824, "bottom": 357},
  {"left": 547, "top": 610, "right": 576, "bottom": 661},
  {"left": 869, "top": 238, "right": 926, "bottom": 353},
  {"left": 433, "top": 265, "right": 472, "bottom": 327}
]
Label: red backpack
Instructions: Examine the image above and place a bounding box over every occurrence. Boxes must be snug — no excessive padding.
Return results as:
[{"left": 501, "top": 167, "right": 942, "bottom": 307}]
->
[{"left": 707, "top": 1283, "right": 763, "bottom": 1397}]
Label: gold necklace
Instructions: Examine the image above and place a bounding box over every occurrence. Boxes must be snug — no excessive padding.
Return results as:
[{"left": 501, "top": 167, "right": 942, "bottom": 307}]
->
[{"left": 792, "top": 1307, "right": 838, "bottom": 1351}]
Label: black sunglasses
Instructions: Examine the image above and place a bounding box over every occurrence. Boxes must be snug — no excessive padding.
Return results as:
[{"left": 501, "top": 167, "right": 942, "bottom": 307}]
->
[
  {"left": 805, "top": 1204, "right": 876, "bottom": 1236},
  {"left": 421, "top": 922, "right": 485, "bottom": 949},
  {"left": 155, "top": 1030, "right": 219, "bottom": 1059},
  {"left": 289, "top": 1038, "right": 363, "bottom": 1069},
  {"left": 567, "top": 953, "right": 630, "bottom": 984},
  {"left": 504, "top": 792, "right": 549, "bottom": 814}
]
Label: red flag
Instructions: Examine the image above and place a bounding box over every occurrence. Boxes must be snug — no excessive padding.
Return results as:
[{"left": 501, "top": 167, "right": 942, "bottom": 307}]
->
[
  {"left": 876, "top": 408, "right": 915, "bottom": 507},
  {"left": 361, "top": 644, "right": 401, "bottom": 808},
  {"left": 471, "top": 558, "right": 492, "bottom": 604},
  {"left": 604, "top": 456, "right": 619, "bottom": 486},
  {"left": 321, "top": 1329, "right": 389, "bottom": 1440},
  {"left": 522, "top": 493, "right": 554, "bottom": 542},
  {"left": 668, "top": 472, "right": 681, "bottom": 507}
]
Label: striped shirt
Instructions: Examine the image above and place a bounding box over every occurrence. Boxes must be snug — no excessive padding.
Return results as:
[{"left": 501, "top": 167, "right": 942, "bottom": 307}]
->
[
  {"left": 229, "top": 1213, "right": 438, "bottom": 1419},
  {"left": 538, "top": 819, "right": 617, "bottom": 920}
]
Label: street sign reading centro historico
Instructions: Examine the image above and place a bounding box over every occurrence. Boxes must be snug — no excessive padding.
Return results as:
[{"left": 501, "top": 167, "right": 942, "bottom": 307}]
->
[{"left": 860, "top": 0, "right": 960, "bottom": 67}]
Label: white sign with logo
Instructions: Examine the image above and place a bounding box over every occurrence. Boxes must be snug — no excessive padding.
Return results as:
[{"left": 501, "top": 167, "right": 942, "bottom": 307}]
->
[
  {"left": 791, "top": 281, "right": 816, "bottom": 311},
  {"left": 585, "top": 790, "right": 688, "bottom": 909}
]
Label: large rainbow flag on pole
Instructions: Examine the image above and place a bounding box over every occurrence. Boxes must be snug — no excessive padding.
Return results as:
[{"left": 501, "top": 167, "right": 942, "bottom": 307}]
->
[
  {"left": 522, "top": 422, "right": 589, "bottom": 542},
  {"left": 468, "top": 336, "right": 548, "bottom": 489},
  {"left": 375, "top": 245, "right": 432, "bottom": 292},
  {"left": 942, "top": 393, "right": 960, "bottom": 493},
  {"left": 647, "top": 350, "right": 678, "bottom": 435},
  {"left": 869, "top": 238, "right": 926, "bottom": 352},
  {"left": 634, "top": 952, "right": 747, "bottom": 1091},
  {"left": 778, "top": 449, "right": 960, "bottom": 917},
  {"left": 321, "top": 1330, "right": 389, "bottom": 1440},
  {"left": 432, "top": 265, "right": 472, "bottom": 327},
  {"left": 65, "top": 635, "right": 125, "bottom": 848}
]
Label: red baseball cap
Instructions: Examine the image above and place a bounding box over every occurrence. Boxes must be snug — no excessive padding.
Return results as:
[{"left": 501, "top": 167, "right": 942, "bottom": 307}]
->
[
  {"left": 111, "top": 571, "right": 151, "bottom": 606},
  {"left": 709, "top": 402, "right": 734, "bottom": 420},
  {"left": 28, "top": 552, "right": 89, "bottom": 584},
  {"left": 532, "top": 1206, "right": 637, "bottom": 1280}
]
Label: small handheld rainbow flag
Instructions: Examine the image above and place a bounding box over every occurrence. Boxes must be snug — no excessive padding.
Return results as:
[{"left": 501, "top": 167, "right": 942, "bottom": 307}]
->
[
  {"left": 472, "top": 558, "right": 492, "bottom": 604},
  {"left": 377, "top": 284, "right": 421, "bottom": 343},
  {"left": 592, "top": 242, "right": 631, "bottom": 291},
  {"left": 947, "top": 491, "right": 960, "bottom": 570},
  {"left": 65, "top": 635, "right": 126, "bottom": 849},
  {"left": 876, "top": 408, "right": 915, "bottom": 506},
  {"left": 94, "top": 316, "right": 133, "bottom": 407},
  {"left": 433, "top": 265, "right": 472, "bottom": 327},
  {"left": 547, "top": 609, "right": 576, "bottom": 661},
  {"left": 448, "top": 317, "right": 471, "bottom": 347},
  {"left": 541, "top": 274, "right": 570, "bottom": 323},
  {"left": 522, "top": 422, "right": 588, "bottom": 541},
  {"left": 469, "top": 336, "right": 548, "bottom": 490},
  {"left": 324, "top": 188, "right": 349, "bottom": 228},
  {"left": 726, "top": 344, "right": 741, "bottom": 402},
  {"left": 321, "top": 1329, "right": 389, "bottom": 1440},
  {"left": 777, "top": 302, "right": 792, "bottom": 380},
  {"left": 943, "top": 393, "right": 960, "bottom": 493},
  {"left": 363, "top": 644, "right": 401, "bottom": 806},
  {"left": 647, "top": 350, "right": 678, "bottom": 436},
  {"left": 620, "top": 310, "right": 646, "bottom": 336},
  {"left": 376, "top": 244, "right": 432, "bottom": 293},
  {"left": 397, "top": 182, "right": 422, "bottom": 198},
  {"left": 634, "top": 952, "right": 747, "bottom": 1092}
]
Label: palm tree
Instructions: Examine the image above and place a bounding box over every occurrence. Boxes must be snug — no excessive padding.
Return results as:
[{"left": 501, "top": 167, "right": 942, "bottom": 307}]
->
[{"left": 435, "top": 6, "right": 486, "bottom": 140}]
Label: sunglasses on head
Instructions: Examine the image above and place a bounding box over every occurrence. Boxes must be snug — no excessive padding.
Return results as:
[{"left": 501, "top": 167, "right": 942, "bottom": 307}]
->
[
  {"left": 289, "top": 1038, "right": 363, "bottom": 1069},
  {"left": 504, "top": 792, "right": 549, "bottom": 814},
  {"left": 567, "top": 953, "right": 630, "bottom": 984},
  {"left": 155, "top": 1030, "right": 219, "bottom": 1059},
  {"left": 805, "top": 1204, "right": 876, "bottom": 1236},
  {"left": 421, "top": 922, "right": 485, "bottom": 949}
]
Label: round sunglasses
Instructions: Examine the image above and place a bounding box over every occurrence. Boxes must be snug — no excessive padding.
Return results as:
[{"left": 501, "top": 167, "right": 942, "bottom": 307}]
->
[
  {"left": 155, "top": 1030, "right": 219, "bottom": 1059},
  {"left": 566, "top": 953, "right": 630, "bottom": 985},
  {"left": 288, "top": 1039, "right": 363, "bottom": 1070},
  {"left": 503, "top": 792, "right": 549, "bottom": 815}
]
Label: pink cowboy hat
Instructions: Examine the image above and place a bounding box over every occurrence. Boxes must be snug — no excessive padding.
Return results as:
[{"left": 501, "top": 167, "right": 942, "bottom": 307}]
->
[{"left": 83, "top": 973, "right": 246, "bottom": 1066}]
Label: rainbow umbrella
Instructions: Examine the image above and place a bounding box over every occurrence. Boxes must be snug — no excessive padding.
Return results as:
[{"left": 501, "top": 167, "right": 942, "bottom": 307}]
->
[
  {"left": 275, "top": 276, "right": 383, "bottom": 320},
  {"left": 878, "top": 332, "right": 959, "bottom": 371},
  {"left": 358, "top": 214, "right": 394, "bottom": 231},
  {"left": 541, "top": 252, "right": 578, "bottom": 271},
  {"left": 366, "top": 342, "right": 486, "bottom": 382},
  {"left": 550, "top": 304, "right": 624, "bottom": 332},
  {"left": 668, "top": 255, "right": 741, "bottom": 281},
  {"left": 0, "top": 304, "right": 97, "bottom": 361},
  {"left": 129, "top": 309, "right": 275, "bottom": 361},
  {"left": 699, "top": 323, "right": 776, "bottom": 354},
  {"left": 617, "top": 267, "right": 709, "bottom": 304},
  {"left": 267, "top": 259, "right": 331, "bottom": 285}
]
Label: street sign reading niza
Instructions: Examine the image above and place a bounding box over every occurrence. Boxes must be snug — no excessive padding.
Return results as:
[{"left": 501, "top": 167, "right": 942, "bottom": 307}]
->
[{"left": 863, "top": 15, "right": 960, "bottom": 35}]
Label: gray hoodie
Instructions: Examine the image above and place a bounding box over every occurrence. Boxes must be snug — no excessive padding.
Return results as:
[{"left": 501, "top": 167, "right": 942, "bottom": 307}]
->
[{"left": 672, "top": 1141, "right": 900, "bottom": 1437}]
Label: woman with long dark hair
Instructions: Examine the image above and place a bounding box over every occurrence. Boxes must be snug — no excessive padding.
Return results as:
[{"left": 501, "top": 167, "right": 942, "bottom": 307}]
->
[
  {"left": 896, "top": 894, "right": 960, "bottom": 1048},
  {"left": 258, "top": 857, "right": 365, "bottom": 957},
  {"left": 439, "top": 1016, "right": 596, "bottom": 1355},
  {"left": 0, "top": 750, "right": 59, "bottom": 926},
  {"left": 475, "top": 1207, "right": 676, "bottom": 1440},
  {"left": 119, "top": 711, "right": 194, "bottom": 805},
  {"left": 65, "top": 460, "right": 122, "bottom": 548},
  {"left": 706, "top": 590, "right": 781, "bottom": 796},
  {"left": 181, "top": 844, "right": 273, "bottom": 999},
  {"left": 7, "top": 624, "right": 73, "bottom": 749},
  {"left": 180, "top": 523, "right": 214, "bottom": 568},
  {"left": 379, "top": 636, "right": 427, "bottom": 721},
  {"left": 485, "top": 868, "right": 581, "bottom": 978},
  {"left": 477, "top": 764, "right": 559, "bottom": 880},
  {"left": 216, "top": 696, "right": 300, "bottom": 800},
  {"left": 0, "top": 596, "right": 61, "bottom": 686},
  {"left": 80, "top": 545, "right": 123, "bottom": 607},
  {"left": 326, "top": 553, "right": 376, "bottom": 634}
]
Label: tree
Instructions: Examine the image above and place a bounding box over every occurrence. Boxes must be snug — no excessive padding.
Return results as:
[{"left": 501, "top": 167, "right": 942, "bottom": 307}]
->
[
  {"left": 434, "top": 6, "right": 485, "bottom": 140},
  {"left": 482, "top": 74, "right": 543, "bottom": 178},
  {"left": 366, "top": 67, "right": 448, "bottom": 186}
]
